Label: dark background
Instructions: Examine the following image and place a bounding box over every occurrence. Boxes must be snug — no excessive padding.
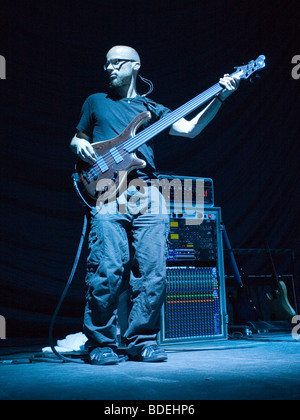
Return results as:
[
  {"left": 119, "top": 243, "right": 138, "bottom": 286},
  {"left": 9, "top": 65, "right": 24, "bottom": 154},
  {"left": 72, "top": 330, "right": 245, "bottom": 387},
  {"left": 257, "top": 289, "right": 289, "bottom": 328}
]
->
[{"left": 1, "top": 0, "right": 299, "bottom": 342}]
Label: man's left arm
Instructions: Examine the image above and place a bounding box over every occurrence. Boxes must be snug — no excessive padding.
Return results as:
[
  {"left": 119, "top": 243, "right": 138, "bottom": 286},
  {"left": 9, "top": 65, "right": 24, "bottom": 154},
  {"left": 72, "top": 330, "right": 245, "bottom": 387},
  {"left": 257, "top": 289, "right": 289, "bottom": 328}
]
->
[{"left": 169, "top": 75, "right": 240, "bottom": 139}]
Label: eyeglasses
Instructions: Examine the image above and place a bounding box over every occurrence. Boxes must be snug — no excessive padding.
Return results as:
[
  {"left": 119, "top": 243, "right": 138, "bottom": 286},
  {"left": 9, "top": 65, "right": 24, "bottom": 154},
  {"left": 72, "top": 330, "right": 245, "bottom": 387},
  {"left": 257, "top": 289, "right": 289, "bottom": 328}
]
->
[{"left": 104, "top": 59, "right": 136, "bottom": 71}]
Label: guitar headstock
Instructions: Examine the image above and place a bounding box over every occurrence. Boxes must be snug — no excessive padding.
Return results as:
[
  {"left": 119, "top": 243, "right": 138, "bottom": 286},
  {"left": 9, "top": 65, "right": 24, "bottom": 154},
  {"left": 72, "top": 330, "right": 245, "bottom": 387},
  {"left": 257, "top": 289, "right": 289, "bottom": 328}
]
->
[{"left": 233, "top": 55, "right": 266, "bottom": 80}]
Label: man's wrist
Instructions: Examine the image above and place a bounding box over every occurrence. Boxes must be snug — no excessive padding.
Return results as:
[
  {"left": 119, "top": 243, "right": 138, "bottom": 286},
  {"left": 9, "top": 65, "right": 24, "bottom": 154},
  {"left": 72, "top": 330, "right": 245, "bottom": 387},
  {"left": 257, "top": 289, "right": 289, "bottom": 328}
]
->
[{"left": 215, "top": 94, "right": 225, "bottom": 104}]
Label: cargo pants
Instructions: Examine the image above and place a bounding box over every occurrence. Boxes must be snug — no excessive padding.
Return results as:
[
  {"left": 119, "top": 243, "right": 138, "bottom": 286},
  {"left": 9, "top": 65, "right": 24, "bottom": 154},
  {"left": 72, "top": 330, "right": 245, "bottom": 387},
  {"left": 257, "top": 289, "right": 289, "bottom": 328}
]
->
[{"left": 83, "top": 185, "right": 170, "bottom": 357}]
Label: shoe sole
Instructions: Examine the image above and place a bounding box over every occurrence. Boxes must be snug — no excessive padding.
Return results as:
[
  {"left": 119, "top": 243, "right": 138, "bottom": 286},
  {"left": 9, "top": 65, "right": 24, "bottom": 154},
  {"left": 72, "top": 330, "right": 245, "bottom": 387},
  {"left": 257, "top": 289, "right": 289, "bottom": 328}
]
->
[
  {"left": 143, "top": 355, "right": 168, "bottom": 362},
  {"left": 131, "top": 354, "right": 168, "bottom": 362},
  {"left": 89, "top": 357, "right": 119, "bottom": 365}
]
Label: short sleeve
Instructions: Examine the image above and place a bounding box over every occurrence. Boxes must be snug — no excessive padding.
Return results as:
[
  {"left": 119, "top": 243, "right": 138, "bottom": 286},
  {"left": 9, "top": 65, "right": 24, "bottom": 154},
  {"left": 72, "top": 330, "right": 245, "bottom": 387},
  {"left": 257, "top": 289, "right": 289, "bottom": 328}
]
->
[{"left": 76, "top": 98, "right": 93, "bottom": 139}]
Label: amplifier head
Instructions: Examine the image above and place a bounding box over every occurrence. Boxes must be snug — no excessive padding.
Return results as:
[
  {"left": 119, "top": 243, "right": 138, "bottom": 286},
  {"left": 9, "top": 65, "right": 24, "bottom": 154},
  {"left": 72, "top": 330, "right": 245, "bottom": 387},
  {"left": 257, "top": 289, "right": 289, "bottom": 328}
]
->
[{"left": 157, "top": 174, "right": 214, "bottom": 207}]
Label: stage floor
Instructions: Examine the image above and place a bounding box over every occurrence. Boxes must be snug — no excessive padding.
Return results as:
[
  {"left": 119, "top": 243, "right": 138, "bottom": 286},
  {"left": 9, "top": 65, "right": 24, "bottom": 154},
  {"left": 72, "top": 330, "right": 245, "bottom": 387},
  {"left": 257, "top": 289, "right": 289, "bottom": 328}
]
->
[{"left": 0, "top": 333, "right": 300, "bottom": 401}]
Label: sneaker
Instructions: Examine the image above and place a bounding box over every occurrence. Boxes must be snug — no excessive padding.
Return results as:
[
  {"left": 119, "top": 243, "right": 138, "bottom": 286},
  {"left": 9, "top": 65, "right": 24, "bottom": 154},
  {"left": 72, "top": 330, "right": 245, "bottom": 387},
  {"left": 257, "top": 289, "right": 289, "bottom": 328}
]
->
[
  {"left": 132, "top": 345, "right": 168, "bottom": 362},
  {"left": 89, "top": 347, "right": 119, "bottom": 365}
]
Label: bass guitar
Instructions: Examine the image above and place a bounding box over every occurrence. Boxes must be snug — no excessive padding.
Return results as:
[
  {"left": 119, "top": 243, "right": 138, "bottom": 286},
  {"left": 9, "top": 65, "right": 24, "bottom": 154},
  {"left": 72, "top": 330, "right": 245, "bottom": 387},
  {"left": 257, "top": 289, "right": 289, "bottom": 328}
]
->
[
  {"left": 75, "top": 56, "right": 266, "bottom": 202},
  {"left": 264, "top": 240, "right": 296, "bottom": 321}
]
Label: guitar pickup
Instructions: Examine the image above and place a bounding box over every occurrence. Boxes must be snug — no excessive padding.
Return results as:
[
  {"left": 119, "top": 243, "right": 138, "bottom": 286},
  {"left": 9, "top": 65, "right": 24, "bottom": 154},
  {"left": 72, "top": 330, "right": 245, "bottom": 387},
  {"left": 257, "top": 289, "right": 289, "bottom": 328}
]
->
[
  {"left": 110, "top": 147, "right": 124, "bottom": 164},
  {"left": 96, "top": 156, "right": 109, "bottom": 173}
]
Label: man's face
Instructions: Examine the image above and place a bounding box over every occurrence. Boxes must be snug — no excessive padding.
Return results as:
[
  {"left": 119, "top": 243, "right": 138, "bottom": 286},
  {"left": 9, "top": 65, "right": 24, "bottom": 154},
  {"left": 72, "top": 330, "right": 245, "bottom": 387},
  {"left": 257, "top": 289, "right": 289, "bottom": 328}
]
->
[
  {"left": 105, "top": 46, "right": 140, "bottom": 91},
  {"left": 106, "top": 56, "right": 135, "bottom": 90}
]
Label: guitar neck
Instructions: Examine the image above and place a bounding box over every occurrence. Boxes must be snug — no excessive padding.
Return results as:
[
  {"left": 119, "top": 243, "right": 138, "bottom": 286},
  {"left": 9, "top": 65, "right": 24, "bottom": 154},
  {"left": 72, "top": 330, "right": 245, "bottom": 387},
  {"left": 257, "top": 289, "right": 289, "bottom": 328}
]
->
[
  {"left": 264, "top": 240, "right": 280, "bottom": 290},
  {"left": 123, "top": 54, "right": 267, "bottom": 152},
  {"left": 123, "top": 82, "right": 224, "bottom": 153}
]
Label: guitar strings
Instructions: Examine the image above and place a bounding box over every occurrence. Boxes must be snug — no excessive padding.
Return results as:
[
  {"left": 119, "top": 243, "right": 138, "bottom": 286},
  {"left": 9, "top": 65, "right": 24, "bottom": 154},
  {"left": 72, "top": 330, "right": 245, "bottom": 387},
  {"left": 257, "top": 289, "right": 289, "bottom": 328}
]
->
[
  {"left": 87, "top": 70, "right": 240, "bottom": 178},
  {"left": 123, "top": 64, "right": 245, "bottom": 153},
  {"left": 123, "top": 83, "right": 223, "bottom": 153}
]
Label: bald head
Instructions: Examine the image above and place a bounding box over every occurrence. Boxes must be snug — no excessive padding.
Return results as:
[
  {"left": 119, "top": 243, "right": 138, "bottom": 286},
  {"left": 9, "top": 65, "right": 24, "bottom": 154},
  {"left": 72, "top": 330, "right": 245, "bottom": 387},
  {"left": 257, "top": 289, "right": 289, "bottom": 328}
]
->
[
  {"left": 105, "top": 45, "right": 141, "bottom": 98},
  {"left": 106, "top": 45, "right": 141, "bottom": 64}
]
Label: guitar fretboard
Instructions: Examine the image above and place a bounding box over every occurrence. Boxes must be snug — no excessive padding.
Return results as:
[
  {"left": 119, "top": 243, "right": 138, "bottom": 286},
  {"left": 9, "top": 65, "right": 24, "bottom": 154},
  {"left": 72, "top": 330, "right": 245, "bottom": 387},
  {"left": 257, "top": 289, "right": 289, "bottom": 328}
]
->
[{"left": 123, "top": 82, "right": 224, "bottom": 153}]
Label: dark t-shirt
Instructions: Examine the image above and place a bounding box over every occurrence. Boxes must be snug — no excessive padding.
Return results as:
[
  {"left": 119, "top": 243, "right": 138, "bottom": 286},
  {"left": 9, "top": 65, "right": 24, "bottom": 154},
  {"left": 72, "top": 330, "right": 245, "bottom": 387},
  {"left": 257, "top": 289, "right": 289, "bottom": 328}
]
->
[{"left": 76, "top": 92, "right": 171, "bottom": 180}]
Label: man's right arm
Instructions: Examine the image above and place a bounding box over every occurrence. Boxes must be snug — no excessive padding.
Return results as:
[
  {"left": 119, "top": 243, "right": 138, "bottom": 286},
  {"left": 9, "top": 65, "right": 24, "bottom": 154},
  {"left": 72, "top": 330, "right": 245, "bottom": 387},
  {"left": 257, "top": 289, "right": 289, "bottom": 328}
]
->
[{"left": 70, "top": 131, "right": 97, "bottom": 163}]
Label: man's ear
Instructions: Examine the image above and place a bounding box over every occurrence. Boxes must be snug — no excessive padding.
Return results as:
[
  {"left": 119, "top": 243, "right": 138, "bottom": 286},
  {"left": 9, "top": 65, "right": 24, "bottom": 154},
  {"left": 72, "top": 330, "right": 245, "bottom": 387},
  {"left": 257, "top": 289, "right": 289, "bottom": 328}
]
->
[{"left": 134, "top": 62, "right": 141, "bottom": 70}]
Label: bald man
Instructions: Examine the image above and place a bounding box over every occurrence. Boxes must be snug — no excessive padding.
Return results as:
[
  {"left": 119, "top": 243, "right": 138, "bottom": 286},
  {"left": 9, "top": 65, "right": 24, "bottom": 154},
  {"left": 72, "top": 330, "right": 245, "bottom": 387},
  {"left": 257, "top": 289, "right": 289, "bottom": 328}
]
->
[{"left": 70, "top": 45, "right": 239, "bottom": 365}]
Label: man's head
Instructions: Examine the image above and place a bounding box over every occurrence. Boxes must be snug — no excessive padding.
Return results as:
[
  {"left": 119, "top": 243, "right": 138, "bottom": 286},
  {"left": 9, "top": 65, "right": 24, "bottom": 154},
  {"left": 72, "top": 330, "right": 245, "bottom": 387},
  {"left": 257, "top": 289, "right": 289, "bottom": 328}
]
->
[{"left": 105, "top": 45, "right": 141, "bottom": 95}]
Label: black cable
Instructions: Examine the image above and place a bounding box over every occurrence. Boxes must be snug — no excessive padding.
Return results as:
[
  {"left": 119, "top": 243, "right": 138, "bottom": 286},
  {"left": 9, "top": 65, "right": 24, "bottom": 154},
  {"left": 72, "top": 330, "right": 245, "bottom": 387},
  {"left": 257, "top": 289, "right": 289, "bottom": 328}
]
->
[
  {"left": 139, "top": 74, "right": 154, "bottom": 97},
  {"left": 48, "top": 213, "right": 88, "bottom": 364},
  {"left": 72, "top": 173, "right": 93, "bottom": 209}
]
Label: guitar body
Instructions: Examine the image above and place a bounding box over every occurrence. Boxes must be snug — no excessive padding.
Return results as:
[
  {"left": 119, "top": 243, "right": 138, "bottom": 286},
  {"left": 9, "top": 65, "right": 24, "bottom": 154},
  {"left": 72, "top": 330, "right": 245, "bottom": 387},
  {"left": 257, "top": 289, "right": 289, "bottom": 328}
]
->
[
  {"left": 75, "top": 111, "right": 151, "bottom": 201},
  {"left": 266, "top": 280, "right": 296, "bottom": 321},
  {"left": 264, "top": 239, "right": 296, "bottom": 322}
]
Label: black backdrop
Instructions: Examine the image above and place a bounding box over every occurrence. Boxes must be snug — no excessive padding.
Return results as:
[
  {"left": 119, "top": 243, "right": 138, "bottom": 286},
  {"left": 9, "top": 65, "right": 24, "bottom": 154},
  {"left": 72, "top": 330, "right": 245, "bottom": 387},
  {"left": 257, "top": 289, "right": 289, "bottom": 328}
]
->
[{"left": 1, "top": 0, "right": 299, "bottom": 342}]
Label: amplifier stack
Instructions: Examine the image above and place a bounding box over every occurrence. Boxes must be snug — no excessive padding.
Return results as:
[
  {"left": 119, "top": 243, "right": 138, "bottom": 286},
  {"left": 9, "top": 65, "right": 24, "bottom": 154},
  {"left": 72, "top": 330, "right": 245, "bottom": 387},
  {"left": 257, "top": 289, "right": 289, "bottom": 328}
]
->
[{"left": 157, "top": 174, "right": 227, "bottom": 344}]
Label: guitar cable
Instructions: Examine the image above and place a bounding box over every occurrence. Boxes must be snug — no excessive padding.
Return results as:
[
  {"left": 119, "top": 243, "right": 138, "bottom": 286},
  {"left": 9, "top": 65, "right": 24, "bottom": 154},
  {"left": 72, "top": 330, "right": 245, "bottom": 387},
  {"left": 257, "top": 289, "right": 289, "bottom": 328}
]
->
[
  {"left": 72, "top": 172, "right": 93, "bottom": 210},
  {"left": 47, "top": 176, "right": 90, "bottom": 363},
  {"left": 47, "top": 177, "right": 130, "bottom": 364},
  {"left": 47, "top": 211, "right": 88, "bottom": 364}
]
